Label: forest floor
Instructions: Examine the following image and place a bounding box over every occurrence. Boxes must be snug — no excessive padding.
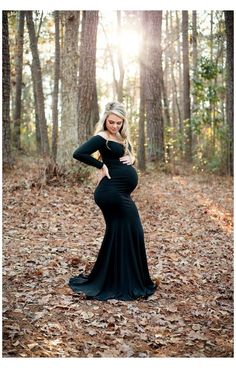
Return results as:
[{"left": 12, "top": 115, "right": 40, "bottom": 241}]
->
[{"left": 2, "top": 158, "right": 234, "bottom": 357}]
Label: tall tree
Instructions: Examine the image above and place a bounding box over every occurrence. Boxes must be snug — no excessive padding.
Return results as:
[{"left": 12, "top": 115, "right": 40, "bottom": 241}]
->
[
  {"left": 182, "top": 11, "right": 192, "bottom": 161},
  {"left": 192, "top": 11, "right": 198, "bottom": 148},
  {"left": 170, "top": 11, "right": 178, "bottom": 128},
  {"left": 77, "top": 11, "right": 99, "bottom": 142},
  {"left": 224, "top": 11, "right": 234, "bottom": 176},
  {"left": 57, "top": 11, "right": 80, "bottom": 168},
  {"left": 163, "top": 11, "right": 170, "bottom": 128},
  {"left": 13, "top": 11, "right": 25, "bottom": 150},
  {"left": 138, "top": 12, "right": 147, "bottom": 171},
  {"left": 192, "top": 11, "right": 198, "bottom": 109},
  {"left": 176, "top": 11, "right": 184, "bottom": 154},
  {"left": 51, "top": 11, "right": 60, "bottom": 161},
  {"left": 145, "top": 11, "right": 164, "bottom": 162},
  {"left": 26, "top": 11, "right": 49, "bottom": 155},
  {"left": 117, "top": 11, "right": 124, "bottom": 102},
  {"left": 30, "top": 13, "right": 44, "bottom": 155},
  {"left": 2, "top": 11, "right": 12, "bottom": 169}
]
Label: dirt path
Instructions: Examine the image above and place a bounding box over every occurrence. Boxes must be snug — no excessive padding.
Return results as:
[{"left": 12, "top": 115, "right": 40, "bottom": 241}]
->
[{"left": 2, "top": 168, "right": 233, "bottom": 357}]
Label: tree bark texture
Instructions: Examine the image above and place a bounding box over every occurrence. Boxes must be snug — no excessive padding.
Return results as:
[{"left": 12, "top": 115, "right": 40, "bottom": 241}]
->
[
  {"left": 77, "top": 11, "right": 99, "bottom": 142},
  {"left": 2, "top": 11, "right": 12, "bottom": 169},
  {"left": 224, "top": 11, "right": 234, "bottom": 176},
  {"left": 26, "top": 11, "right": 49, "bottom": 156},
  {"left": 13, "top": 11, "right": 25, "bottom": 150},
  {"left": 58, "top": 11, "right": 80, "bottom": 168},
  {"left": 145, "top": 11, "right": 164, "bottom": 161},
  {"left": 182, "top": 11, "right": 192, "bottom": 161},
  {"left": 51, "top": 11, "right": 60, "bottom": 161}
]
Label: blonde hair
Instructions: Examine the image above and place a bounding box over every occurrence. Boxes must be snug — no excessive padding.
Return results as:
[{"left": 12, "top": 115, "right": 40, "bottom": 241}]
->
[{"left": 93, "top": 101, "right": 135, "bottom": 161}]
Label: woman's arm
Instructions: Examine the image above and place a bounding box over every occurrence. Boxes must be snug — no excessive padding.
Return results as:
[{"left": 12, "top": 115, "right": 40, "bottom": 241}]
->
[{"left": 73, "top": 135, "right": 104, "bottom": 169}]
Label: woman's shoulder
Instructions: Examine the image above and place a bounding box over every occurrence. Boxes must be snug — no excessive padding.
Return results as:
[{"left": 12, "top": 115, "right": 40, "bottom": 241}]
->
[
  {"left": 95, "top": 132, "right": 108, "bottom": 139},
  {"left": 95, "top": 131, "right": 125, "bottom": 145}
]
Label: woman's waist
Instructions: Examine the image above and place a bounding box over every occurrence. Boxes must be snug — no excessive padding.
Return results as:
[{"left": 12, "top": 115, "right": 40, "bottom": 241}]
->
[
  {"left": 102, "top": 158, "right": 126, "bottom": 166},
  {"left": 102, "top": 158, "right": 136, "bottom": 169}
]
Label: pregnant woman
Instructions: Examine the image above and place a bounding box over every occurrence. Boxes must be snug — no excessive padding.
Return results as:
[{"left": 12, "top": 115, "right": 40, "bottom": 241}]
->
[{"left": 69, "top": 101, "right": 157, "bottom": 301}]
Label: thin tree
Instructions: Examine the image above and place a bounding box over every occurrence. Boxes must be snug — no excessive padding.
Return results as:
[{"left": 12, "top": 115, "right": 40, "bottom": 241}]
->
[
  {"left": 170, "top": 11, "right": 178, "bottom": 128},
  {"left": 182, "top": 11, "right": 192, "bottom": 161},
  {"left": 26, "top": 11, "right": 49, "bottom": 156},
  {"left": 13, "top": 11, "right": 25, "bottom": 151},
  {"left": 192, "top": 10, "right": 198, "bottom": 148},
  {"left": 30, "top": 13, "right": 44, "bottom": 155},
  {"left": 51, "top": 11, "right": 60, "bottom": 161},
  {"left": 162, "top": 11, "right": 171, "bottom": 128},
  {"left": 224, "top": 11, "right": 234, "bottom": 176},
  {"left": 2, "top": 11, "right": 12, "bottom": 169},
  {"left": 77, "top": 11, "right": 99, "bottom": 142},
  {"left": 176, "top": 11, "right": 183, "bottom": 154},
  {"left": 117, "top": 11, "right": 125, "bottom": 102},
  {"left": 137, "top": 11, "right": 147, "bottom": 171}
]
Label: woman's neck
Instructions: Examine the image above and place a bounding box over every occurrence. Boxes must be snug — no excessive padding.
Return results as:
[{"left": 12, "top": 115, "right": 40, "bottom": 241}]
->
[{"left": 107, "top": 132, "right": 120, "bottom": 140}]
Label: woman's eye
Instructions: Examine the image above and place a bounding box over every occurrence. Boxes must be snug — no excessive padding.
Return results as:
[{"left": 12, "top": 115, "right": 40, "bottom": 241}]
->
[{"left": 108, "top": 121, "right": 122, "bottom": 125}]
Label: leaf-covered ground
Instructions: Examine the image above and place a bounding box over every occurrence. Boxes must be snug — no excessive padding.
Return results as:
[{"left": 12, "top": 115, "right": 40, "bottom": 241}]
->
[{"left": 2, "top": 162, "right": 233, "bottom": 357}]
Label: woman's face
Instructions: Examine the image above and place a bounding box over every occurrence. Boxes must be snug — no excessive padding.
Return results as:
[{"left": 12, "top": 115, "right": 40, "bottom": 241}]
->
[{"left": 105, "top": 113, "right": 123, "bottom": 135}]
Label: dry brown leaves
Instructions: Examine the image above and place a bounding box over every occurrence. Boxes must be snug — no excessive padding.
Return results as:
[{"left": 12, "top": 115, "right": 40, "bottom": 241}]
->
[{"left": 2, "top": 163, "right": 233, "bottom": 357}]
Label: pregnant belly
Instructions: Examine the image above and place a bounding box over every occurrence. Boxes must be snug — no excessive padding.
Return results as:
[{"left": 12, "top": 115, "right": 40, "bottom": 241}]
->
[
  {"left": 94, "top": 164, "right": 138, "bottom": 206},
  {"left": 94, "top": 164, "right": 139, "bottom": 219},
  {"left": 109, "top": 164, "right": 138, "bottom": 192}
]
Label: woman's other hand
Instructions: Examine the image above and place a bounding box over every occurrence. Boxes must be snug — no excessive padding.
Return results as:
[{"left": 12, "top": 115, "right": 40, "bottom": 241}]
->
[
  {"left": 119, "top": 155, "right": 134, "bottom": 165},
  {"left": 97, "top": 163, "right": 111, "bottom": 184}
]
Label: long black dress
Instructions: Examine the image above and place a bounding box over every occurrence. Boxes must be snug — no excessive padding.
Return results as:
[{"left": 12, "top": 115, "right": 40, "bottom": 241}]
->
[{"left": 69, "top": 135, "right": 156, "bottom": 301}]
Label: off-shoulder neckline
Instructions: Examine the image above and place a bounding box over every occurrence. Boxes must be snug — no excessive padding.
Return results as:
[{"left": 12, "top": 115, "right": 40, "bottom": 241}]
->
[{"left": 95, "top": 134, "right": 125, "bottom": 147}]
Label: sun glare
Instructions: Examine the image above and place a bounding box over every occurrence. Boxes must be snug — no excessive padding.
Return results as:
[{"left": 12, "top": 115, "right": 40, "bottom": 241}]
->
[{"left": 120, "top": 29, "right": 140, "bottom": 58}]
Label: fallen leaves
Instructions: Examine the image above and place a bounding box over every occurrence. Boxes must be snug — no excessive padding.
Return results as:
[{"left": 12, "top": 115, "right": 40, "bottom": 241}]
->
[{"left": 2, "top": 166, "right": 233, "bottom": 357}]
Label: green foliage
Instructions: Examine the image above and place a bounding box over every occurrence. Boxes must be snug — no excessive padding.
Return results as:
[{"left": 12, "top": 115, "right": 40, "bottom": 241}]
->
[
  {"left": 192, "top": 123, "right": 229, "bottom": 174},
  {"left": 197, "top": 56, "right": 220, "bottom": 80},
  {"left": 190, "top": 53, "right": 228, "bottom": 174}
]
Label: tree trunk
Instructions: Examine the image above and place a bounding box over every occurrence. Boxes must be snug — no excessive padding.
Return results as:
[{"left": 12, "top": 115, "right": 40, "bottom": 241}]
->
[
  {"left": 145, "top": 11, "right": 164, "bottom": 162},
  {"left": 2, "top": 11, "right": 12, "bottom": 169},
  {"left": 170, "top": 11, "right": 177, "bottom": 128},
  {"left": 210, "top": 11, "right": 216, "bottom": 152},
  {"left": 176, "top": 11, "right": 184, "bottom": 154},
  {"left": 77, "top": 11, "right": 99, "bottom": 142},
  {"left": 182, "top": 11, "right": 192, "bottom": 161},
  {"left": 117, "top": 11, "right": 124, "bottom": 102},
  {"left": 224, "top": 11, "right": 234, "bottom": 176},
  {"left": 138, "top": 12, "right": 147, "bottom": 171},
  {"left": 26, "top": 11, "right": 49, "bottom": 156},
  {"left": 192, "top": 10, "right": 198, "bottom": 148},
  {"left": 57, "top": 11, "right": 80, "bottom": 168},
  {"left": 51, "top": 11, "right": 60, "bottom": 161},
  {"left": 13, "top": 11, "right": 25, "bottom": 151},
  {"left": 161, "top": 66, "right": 171, "bottom": 128},
  {"left": 29, "top": 17, "right": 41, "bottom": 155},
  {"left": 163, "top": 11, "right": 170, "bottom": 127}
]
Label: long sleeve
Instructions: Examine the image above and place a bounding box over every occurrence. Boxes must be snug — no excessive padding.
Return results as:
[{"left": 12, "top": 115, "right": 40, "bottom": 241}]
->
[{"left": 73, "top": 135, "right": 104, "bottom": 169}]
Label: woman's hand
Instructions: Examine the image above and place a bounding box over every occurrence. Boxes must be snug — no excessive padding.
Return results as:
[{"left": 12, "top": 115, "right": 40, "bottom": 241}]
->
[
  {"left": 119, "top": 155, "right": 134, "bottom": 165},
  {"left": 97, "top": 163, "right": 111, "bottom": 185}
]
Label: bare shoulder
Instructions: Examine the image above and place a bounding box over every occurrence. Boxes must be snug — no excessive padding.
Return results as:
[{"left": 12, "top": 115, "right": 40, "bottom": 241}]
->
[{"left": 96, "top": 132, "right": 108, "bottom": 139}]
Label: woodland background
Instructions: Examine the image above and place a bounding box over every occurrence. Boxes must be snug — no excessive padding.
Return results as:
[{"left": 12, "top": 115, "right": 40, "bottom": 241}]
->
[
  {"left": 2, "top": 10, "right": 234, "bottom": 358},
  {"left": 2, "top": 10, "right": 234, "bottom": 175}
]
